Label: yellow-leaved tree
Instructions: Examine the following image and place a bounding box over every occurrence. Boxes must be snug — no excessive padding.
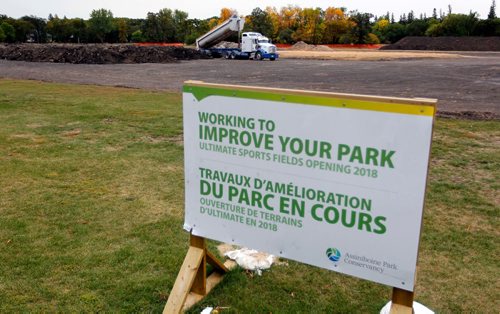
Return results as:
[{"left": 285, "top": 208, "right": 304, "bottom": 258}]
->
[
  {"left": 280, "top": 5, "right": 301, "bottom": 29},
  {"left": 207, "top": 8, "right": 235, "bottom": 30},
  {"left": 218, "top": 8, "right": 235, "bottom": 24},
  {"left": 293, "top": 8, "right": 324, "bottom": 44},
  {"left": 323, "top": 7, "right": 355, "bottom": 44},
  {"left": 265, "top": 6, "right": 281, "bottom": 40},
  {"left": 274, "top": 5, "right": 301, "bottom": 43},
  {"left": 372, "top": 19, "right": 390, "bottom": 42}
]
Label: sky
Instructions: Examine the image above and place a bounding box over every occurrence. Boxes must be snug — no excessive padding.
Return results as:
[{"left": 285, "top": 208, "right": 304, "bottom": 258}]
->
[{"left": 1, "top": 0, "right": 493, "bottom": 20}]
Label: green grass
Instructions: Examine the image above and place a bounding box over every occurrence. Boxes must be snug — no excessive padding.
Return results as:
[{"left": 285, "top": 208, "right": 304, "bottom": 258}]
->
[{"left": 0, "top": 79, "right": 498, "bottom": 313}]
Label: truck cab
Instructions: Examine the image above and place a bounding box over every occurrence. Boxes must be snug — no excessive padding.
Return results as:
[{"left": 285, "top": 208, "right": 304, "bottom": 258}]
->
[{"left": 241, "top": 32, "right": 278, "bottom": 60}]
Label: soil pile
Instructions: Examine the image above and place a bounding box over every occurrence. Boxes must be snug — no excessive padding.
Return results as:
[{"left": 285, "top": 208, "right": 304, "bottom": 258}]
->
[
  {"left": 0, "top": 44, "right": 207, "bottom": 64},
  {"left": 437, "top": 110, "right": 499, "bottom": 121},
  {"left": 381, "top": 36, "right": 500, "bottom": 51},
  {"left": 213, "top": 41, "right": 239, "bottom": 49},
  {"left": 289, "top": 41, "right": 332, "bottom": 51}
]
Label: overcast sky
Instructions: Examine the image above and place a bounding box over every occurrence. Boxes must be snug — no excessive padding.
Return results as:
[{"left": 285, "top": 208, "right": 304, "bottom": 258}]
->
[{"left": 1, "top": 0, "right": 493, "bottom": 20}]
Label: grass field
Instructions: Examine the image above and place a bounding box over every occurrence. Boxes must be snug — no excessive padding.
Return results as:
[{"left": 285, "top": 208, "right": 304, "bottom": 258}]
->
[{"left": 0, "top": 79, "right": 498, "bottom": 313}]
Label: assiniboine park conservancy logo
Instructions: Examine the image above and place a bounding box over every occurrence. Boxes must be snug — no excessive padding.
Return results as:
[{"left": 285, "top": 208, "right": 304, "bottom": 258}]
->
[{"left": 326, "top": 247, "right": 341, "bottom": 262}]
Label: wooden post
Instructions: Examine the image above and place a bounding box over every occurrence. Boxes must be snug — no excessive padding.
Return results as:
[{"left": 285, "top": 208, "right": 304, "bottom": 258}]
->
[
  {"left": 390, "top": 287, "right": 414, "bottom": 314},
  {"left": 190, "top": 235, "right": 207, "bottom": 295},
  {"left": 163, "top": 234, "right": 230, "bottom": 314}
]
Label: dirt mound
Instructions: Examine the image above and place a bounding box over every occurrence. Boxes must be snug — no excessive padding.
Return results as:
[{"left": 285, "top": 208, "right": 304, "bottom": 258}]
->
[
  {"left": 290, "top": 41, "right": 310, "bottom": 50},
  {"left": 381, "top": 36, "right": 500, "bottom": 51},
  {"left": 437, "top": 110, "right": 499, "bottom": 121},
  {"left": 290, "top": 41, "right": 332, "bottom": 51},
  {"left": 0, "top": 44, "right": 206, "bottom": 64},
  {"left": 213, "top": 41, "right": 239, "bottom": 49}
]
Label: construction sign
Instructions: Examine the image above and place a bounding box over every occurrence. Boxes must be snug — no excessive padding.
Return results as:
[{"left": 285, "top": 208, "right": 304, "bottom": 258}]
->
[{"left": 182, "top": 81, "right": 436, "bottom": 291}]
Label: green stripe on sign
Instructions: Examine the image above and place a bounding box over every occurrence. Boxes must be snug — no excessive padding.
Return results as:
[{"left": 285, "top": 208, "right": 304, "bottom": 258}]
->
[{"left": 183, "top": 85, "right": 435, "bottom": 116}]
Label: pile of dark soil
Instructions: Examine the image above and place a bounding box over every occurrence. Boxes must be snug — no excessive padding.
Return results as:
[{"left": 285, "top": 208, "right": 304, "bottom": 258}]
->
[
  {"left": 0, "top": 44, "right": 207, "bottom": 64},
  {"left": 437, "top": 110, "right": 499, "bottom": 121},
  {"left": 381, "top": 36, "right": 500, "bottom": 51}
]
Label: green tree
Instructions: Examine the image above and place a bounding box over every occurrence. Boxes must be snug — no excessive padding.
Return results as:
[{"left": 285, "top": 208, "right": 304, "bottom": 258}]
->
[
  {"left": 439, "top": 13, "right": 479, "bottom": 36},
  {"left": 384, "top": 23, "right": 407, "bottom": 42},
  {"left": 406, "top": 19, "right": 429, "bottom": 36},
  {"left": 13, "top": 19, "right": 35, "bottom": 42},
  {"left": 116, "top": 18, "right": 128, "bottom": 43},
  {"left": 349, "top": 11, "right": 372, "bottom": 44},
  {"left": 400, "top": 13, "right": 407, "bottom": 24},
  {"left": 88, "top": 8, "right": 114, "bottom": 43},
  {"left": 488, "top": 0, "right": 497, "bottom": 19},
  {"left": 277, "top": 28, "right": 294, "bottom": 43},
  {"left": 173, "top": 10, "right": 189, "bottom": 42},
  {"left": 157, "top": 8, "right": 175, "bottom": 41},
  {"left": 473, "top": 18, "right": 500, "bottom": 36},
  {"left": 69, "top": 18, "right": 87, "bottom": 43},
  {"left": 0, "top": 22, "right": 16, "bottom": 42},
  {"left": 131, "top": 30, "right": 145, "bottom": 42},
  {"left": 46, "top": 15, "right": 62, "bottom": 41},
  {"left": 21, "top": 15, "right": 47, "bottom": 43},
  {"left": 0, "top": 27, "right": 5, "bottom": 42},
  {"left": 143, "top": 12, "right": 160, "bottom": 42},
  {"left": 425, "top": 22, "right": 443, "bottom": 36},
  {"left": 246, "top": 8, "right": 274, "bottom": 38},
  {"left": 184, "top": 18, "right": 210, "bottom": 44},
  {"left": 142, "top": 9, "right": 178, "bottom": 42},
  {"left": 47, "top": 15, "right": 77, "bottom": 42},
  {"left": 407, "top": 10, "right": 415, "bottom": 23},
  {"left": 126, "top": 18, "right": 143, "bottom": 37}
]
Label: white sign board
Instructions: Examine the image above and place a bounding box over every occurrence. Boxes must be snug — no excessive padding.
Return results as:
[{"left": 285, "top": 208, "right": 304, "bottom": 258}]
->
[{"left": 183, "top": 81, "right": 436, "bottom": 291}]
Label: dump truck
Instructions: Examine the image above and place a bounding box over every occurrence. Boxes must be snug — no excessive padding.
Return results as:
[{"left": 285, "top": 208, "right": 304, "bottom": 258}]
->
[{"left": 196, "top": 15, "right": 278, "bottom": 61}]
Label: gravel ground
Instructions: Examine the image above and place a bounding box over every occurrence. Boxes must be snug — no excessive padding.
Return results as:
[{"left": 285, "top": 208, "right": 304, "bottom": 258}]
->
[
  {"left": 278, "top": 49, "right": 463, "bottom": 60},
  {"left": 1, "top": 54, "right": 499, "bottom": 116}
]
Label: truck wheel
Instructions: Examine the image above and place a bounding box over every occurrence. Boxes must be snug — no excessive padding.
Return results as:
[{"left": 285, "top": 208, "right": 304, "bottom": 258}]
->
[
  {"left": 224, "top": 52, "right": 230, "bottom": 59},
  {"left": 255, "top": 52, "right": 263, "bottom": 61},
  {"left": 270, "top": 57, "right": 276, "bottom": 61},
  {"left": 230, "top": 52, "right": 236, "bottom": 60}
]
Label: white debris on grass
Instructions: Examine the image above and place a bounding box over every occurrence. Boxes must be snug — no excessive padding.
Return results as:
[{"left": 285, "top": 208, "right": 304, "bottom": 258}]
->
[
  {"left": 200, "top": 306, "right": 213, "bottom": 314},
  {"left": 224, "top": 248, "right": 276, "bottom": 275}
]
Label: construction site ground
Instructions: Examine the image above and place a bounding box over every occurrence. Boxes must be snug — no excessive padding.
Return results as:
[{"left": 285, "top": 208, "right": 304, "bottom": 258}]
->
[
  {"left": 1, "top": 50, "right": 499, "bottom": 117},
  {"left": 278, "top": 49, "right": 463, "bottom": 60}
]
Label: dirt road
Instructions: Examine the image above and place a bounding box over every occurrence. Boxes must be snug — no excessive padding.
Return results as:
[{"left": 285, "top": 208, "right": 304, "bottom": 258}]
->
[{"left": 1, "top": 54, "right": 499, "bottom": 114}]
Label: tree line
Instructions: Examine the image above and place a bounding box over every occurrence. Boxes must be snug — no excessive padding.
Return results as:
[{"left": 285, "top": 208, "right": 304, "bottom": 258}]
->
[{"left": 0, "top": 1, "right": 498, "bottom": 45}]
